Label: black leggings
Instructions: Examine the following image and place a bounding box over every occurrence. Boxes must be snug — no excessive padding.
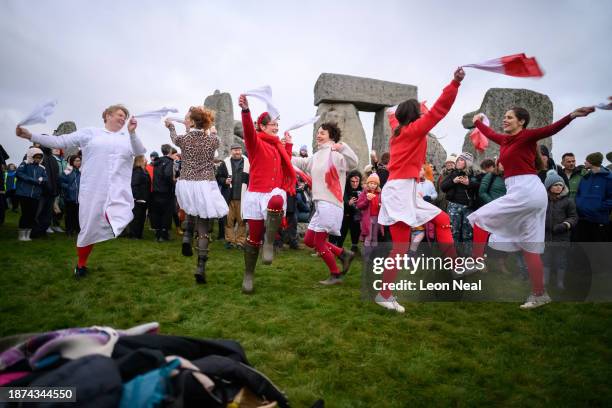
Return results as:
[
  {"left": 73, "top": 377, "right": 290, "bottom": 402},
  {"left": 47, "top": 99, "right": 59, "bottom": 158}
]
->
[{"left": 18, "top": 196, "right": 39, "bottom": 229}]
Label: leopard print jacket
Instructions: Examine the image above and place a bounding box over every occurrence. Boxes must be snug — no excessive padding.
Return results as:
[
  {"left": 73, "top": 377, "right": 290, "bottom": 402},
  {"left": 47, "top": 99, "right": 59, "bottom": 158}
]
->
[{"left": 168, "top": 123, "right": 218, "bottom": 181}]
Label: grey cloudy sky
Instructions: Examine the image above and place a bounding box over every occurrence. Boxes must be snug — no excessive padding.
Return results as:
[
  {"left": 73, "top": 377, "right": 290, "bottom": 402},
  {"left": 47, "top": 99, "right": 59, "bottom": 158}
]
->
[{"left": 1, "top": 0, "right": 610, "bottom": 167}]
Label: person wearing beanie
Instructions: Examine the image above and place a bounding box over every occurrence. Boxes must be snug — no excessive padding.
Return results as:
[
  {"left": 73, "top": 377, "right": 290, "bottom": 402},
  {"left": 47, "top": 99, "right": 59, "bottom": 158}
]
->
[
  {"left": 435, "top": 153, "right": 458, "bottom": 211},
  {"left": 299, "top": 145, "right": 308, "bottom": 158},
  {"left": 440, "top": 152, "right": 480, "bottom": 254},
  {"left": 330, "top": 169, "right": 363, "bottom": 254},
  {"left": 376, "top": 67, "right": 466, "bottom": 313},
  {"left": 165, "top": 106, "right": 229, "bottom": 284},
  {"left": 574, "top": 152, "right": 612, "bottom": 242},
  {"left": 237, "top": 94, "right": 297, "bottom": 294},
  {"left": 469, "top": 104, "right": 595, "bottom": 309},
  {"left": 292, "top": 122, "right": 358, "bottom": 285},
  {"left": 357, "top": 173, "right": 383, "bottom": 259},
  {"left": 543, "top": 169, "right": 577, "bottom": 290},
  {"left": 16, "top": 104, "right": 146, "bottom": 278},
  {"left": 15, "top": 147, "right": 48, "bottom": 241}
]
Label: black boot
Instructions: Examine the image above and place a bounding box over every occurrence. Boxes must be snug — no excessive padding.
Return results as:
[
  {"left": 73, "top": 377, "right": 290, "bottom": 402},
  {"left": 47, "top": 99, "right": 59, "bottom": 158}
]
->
[
  {"left": 194, "top": 256, "right": 207, "bottom": 284},
  {"left": 242, "top": 242, "right": 259, "bottom": 294},
  {"left": 339, "top": 249, "right": 356, "bottom": 276},
  {"left": 262, "top": 210, "right": 283, "bottom": 265},
  {"left": 182, "top": 215, "right": 194, "bottom": 256}
]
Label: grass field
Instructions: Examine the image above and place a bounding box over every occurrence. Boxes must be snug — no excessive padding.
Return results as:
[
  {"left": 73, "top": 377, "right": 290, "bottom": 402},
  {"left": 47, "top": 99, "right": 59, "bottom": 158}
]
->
[{"left": 1, "top": 210, "right": 611, "bottom": 407}]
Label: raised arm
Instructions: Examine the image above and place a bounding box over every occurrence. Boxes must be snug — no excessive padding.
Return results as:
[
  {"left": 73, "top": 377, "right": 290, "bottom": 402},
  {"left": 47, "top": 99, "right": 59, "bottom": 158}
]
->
[
  {"left": 334, "top": 143, "right": 358, "bottom": 171},
  {"left": 291, "top": 156, "right": 311, "bottom": 173},
  {"left": 24, "top": 128, "right": 89, "bottom": 150},
  {"left": 165, "top": 120, "right": 182, "bottom": 147},
  {"left": 239, "top": 95, "right": 259, "bottom": 156},
  {"left": 522, "top": 107, "right": 595, "bottom": 143},
  {"left": 473, "top": 116, "right": 506, "bottom": 145},
  {"left": 402, "top": 68, "right": 464, "bottom": 137},
  {"left": 127, "top": 118, "right": 146, "bottom": 155}
]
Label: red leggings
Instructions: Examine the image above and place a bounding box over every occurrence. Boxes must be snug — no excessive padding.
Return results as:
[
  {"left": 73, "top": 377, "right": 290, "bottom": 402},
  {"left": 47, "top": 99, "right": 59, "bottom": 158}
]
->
[
  {"left": 472, "top": 223, "right": 544, "bottom": 296},
  {"left": 304, "top": 229, "right": 343, "bottom": 275},
  {"left": 77, "top": 244, "right": 94, "bottom": 268},
  {"left": 380, "top": 212, "right": 456, "bottom": 299},
  {"left": 246, "top": 194, "right": 284, "bottom": 247}
]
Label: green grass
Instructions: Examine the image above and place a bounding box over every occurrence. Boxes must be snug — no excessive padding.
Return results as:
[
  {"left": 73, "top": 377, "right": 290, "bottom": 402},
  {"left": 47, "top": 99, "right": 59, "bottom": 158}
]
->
[{"left": 1, "top": 210, "right": 611, "bottom": 407}]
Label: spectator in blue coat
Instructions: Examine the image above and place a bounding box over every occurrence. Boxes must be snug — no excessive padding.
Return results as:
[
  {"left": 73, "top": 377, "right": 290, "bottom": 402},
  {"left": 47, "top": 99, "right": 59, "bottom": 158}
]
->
[
  {"left": 60, "top": 155, "right": 82, "bottom": 236},
  {"left": 16, "top": 147, "right": 47, "bottom": 241},
  {"left": 575, "top": 152, "right": 612, "bottom": 242}
]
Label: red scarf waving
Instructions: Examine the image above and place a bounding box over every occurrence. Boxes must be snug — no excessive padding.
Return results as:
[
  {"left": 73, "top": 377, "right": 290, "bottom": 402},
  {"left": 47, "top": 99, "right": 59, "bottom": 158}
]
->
[
  {"left": 257, "top": 132, "right": 297, "bottom": 195},
  {"left": 325, "top": 149, "right": 343, "bottom": 203}
]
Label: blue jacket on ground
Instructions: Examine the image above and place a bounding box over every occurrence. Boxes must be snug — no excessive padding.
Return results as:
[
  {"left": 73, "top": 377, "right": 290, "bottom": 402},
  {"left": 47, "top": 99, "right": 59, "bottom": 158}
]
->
[
  {"left": 59, "top": 169, "right": 81, "bottom": 203},
  {"left": 16, "top": 162, "right": 48, "bottom": 199},
  {"left": 575, "top": 167, "right": 612, "bottom": 224}
]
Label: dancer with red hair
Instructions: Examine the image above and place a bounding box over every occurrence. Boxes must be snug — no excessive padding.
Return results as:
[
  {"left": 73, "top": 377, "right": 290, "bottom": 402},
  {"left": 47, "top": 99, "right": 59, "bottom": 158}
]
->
[
  {"left": 238, "top": 95, "right": 297, "bottom": 294},
  {"left": 376, "top": 67, "right": 466, "bottom": 313}
]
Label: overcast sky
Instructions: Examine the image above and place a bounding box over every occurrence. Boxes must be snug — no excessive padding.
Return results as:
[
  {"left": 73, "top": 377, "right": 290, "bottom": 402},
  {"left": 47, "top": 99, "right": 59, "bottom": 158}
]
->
[{"left": 1, "top": 0, "right": 610, "bottom": 167}]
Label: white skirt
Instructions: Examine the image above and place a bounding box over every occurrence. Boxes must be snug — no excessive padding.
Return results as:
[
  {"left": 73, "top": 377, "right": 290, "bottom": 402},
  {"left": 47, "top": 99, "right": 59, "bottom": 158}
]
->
[
  {"left": 308, "top": 200, "right": 343, "bottom": 236},
  {"left": 241, "top": 187, "right": 287, "bottom": 220},
  {"left": 378, "top": 179, "right": 441, "bottom": 227},
  {"left": 176, "top": 179, "right": 229, "bottom": 219},
  {"left": 467, "top": 174, "right": 546, "bottom": 254}
]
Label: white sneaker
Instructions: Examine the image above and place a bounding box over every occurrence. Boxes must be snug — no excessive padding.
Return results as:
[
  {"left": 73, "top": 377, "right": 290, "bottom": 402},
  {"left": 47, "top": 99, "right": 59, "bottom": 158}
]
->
[
  {"left": 46, "top": 227, "right": 55, "bottom": 234},
  {"left": 375, "top": 294, "right": 405, "bottom": 313},
  {"left": 520, "top": 292, "right": 552, "bottom": 309},
  {"left": 52, "top": 226, "right": 64, "bottom": 233}
]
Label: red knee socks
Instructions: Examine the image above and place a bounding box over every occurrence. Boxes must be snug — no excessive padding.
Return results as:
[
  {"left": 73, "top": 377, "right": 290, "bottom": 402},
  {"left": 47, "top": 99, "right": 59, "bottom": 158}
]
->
[
  {"left": 522, "top": 250, "right": 544, "bottom": 296},
  {"left": 380, "top": 223, "right": 411, "bottom": 299},
  {"left": 77, "top": 244, "right": 94, "bottom": 268}
]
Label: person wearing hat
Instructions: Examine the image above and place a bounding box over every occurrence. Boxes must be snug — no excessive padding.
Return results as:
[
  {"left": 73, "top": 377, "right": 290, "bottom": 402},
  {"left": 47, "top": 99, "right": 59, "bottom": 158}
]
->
[
  {"left": 165, "top": 107, "right": 229, "bottom": 284},
  {"left": 574, "top": 152, "right": 612, "bottom": 242},
  {"left": 299, "top": 145, "right": 308, "bottom": 158},
  {"left": 377, "top": 67, "right": 466, "bottom": 313},
  {"left": 15, "top": 147, "right": 48, "bottom": 241},
  {"left": 440, "top": 152, "right": 479, "bottom": 253},
  {"left": 237, "top": 94, "right": 297, "bottom": 294},
  {"left": 292, "top": 122, "right": 359, "bottom": 285},
  {"left": 215, "top": 142, "right": 250, "bottom": 250},
  {"left": 469, "top": 104, "right": 595, "bottom": 309},
  {"left": 16, "top": 104, "right": 147, "bottom": 277},
  {"left": 434, "top": 153, "right": 458, "bottom": 211},
  {"left": 543, "top": 169, "right": 577, "bottom": 290},
  {"left": 356, "top": 173, "right": 383, "bottom": 259}
]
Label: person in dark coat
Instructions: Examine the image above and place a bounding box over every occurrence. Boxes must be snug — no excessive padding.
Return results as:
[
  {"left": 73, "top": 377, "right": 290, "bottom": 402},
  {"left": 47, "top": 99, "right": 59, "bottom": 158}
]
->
[
  {"left": 129, "top": 155, "right": 151, "bottom": 239},
  {"left": 543, "top": 170, "right": 578, "bottom": 289},
  {"left": 30, "top": 142, "right": 59, "bottom": 238},
  {"left": 59, "top": 155, "right": 82, "bottom": 236},
  {"left": 16, "top": 147, "right": 48, "bottom": 241},
  {"left": 150, "top": 144, "right": 176, "bottom": 241}
]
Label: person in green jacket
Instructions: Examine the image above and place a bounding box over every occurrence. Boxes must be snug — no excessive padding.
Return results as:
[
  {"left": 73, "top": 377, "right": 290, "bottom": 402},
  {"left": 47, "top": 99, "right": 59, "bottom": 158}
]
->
[
  {"left": 479, "top": 161, "right": 507, "bottom": 204},
  {"left": 560, "top": 153, "right": 585, "bottom": 199}
]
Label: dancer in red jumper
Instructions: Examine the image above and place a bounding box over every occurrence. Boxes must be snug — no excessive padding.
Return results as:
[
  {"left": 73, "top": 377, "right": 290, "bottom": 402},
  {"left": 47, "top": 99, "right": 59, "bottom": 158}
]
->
[
  {"left": 238, "top": 94, "right": 297, "bottom": 294},
  {"left": 376, "top": 67, "right": 466, "bottom": 313},
  {"left": 468, "top": 105, "right": 594, "bottom": 309}
]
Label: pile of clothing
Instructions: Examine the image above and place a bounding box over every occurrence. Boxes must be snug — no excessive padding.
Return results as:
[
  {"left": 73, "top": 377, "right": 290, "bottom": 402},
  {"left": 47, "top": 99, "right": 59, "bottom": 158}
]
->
[{"left": 0, "top": 322, "right": 304, "bottom": 407}]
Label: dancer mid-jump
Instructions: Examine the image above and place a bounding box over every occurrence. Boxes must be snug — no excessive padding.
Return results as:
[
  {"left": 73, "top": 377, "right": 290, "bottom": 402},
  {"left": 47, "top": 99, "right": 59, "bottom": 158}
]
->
[
  {"left": 238, "top": 94, "right": 297, "bottom": 294},
  {"left": 16, "top": 105, "right": 146, "bottom": 277},
  {"left": 376, "top": 67, "right": 466, "bottom": 313},
  {"left": 468, "top": 105, "right": 595, "bottom": 309}
]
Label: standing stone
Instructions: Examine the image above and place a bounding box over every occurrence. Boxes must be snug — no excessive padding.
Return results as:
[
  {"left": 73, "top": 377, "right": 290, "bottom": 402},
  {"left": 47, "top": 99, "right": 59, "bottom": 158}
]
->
[
  {"left": 313, "top": 103, "right": 368, "bottom": 169},
  {"left": 204, "top": 90, "right": 234, "bottom": 159},
  {"left": 53, "top": 121, "right": 78, "bottom": 158},
  {"left": 461, "top": 88, "right": 553, "bottom": 163},
  {"left": 426, "top": 134, "right": 447, "bottom": 173},
  {"left": 372, "top": 108, "right": 392, "bottom": 155}
]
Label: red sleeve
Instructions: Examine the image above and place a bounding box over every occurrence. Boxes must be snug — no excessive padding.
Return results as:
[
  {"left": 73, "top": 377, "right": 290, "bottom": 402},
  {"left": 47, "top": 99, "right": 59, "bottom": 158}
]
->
[
  {"left": 242, "top": 110, "right": 258, "bottom": 155},
  {"left": 403, "top": 80, "right": 460, "bottom": 138},
  {"left": 522, "top": 115, "right": 574, "bottom": 143},
  {"left": 355, "top": 190, "right": 369, "bottom": 210},
  {"left": 285, "top": 142, "right": 293, "bottom": 156},
  {"left": 474, "top": 120, "right": 505, "bottom": 145}
]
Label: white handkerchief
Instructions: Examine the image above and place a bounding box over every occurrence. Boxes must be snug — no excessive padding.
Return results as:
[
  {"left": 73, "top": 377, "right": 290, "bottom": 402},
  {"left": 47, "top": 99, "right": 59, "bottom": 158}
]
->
[
  {"left": 166, "top": 116, "right": 186, "bottom": 124},
  {"left": 18, "top": 99, "right": 58, "bottom": 126},
  {"left": 245, "top": 85, "right": 280, "bottom": 120},
  {"left": 133, "top": 107, "right": 179, "bottom": 120},
  {"left": 285, "top": 115, "right": 320, "bottom": 132},
  {"left": 596, "top": 102, "right": 612, "bottom": 110}
]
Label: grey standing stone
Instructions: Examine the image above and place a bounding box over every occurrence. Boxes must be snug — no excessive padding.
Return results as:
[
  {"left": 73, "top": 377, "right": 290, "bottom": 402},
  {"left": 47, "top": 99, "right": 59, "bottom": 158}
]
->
[
  {"left": 461, "top": 88, "right": 553, "bottom": 164},
  {"left": 53, "top": 121, "right": 79, "bottom": 158},
  {"left": 426, "top": 134, "right": 447, "bottom": 173},
  {"left": 372, "top": 108, "right": 392, "bottom": 156},
  {"left": 204, "top": 90, "right": 234, "bottom": 159},
  {"left": 313, "top": 103, "right": 367, "bottom": 169}
]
